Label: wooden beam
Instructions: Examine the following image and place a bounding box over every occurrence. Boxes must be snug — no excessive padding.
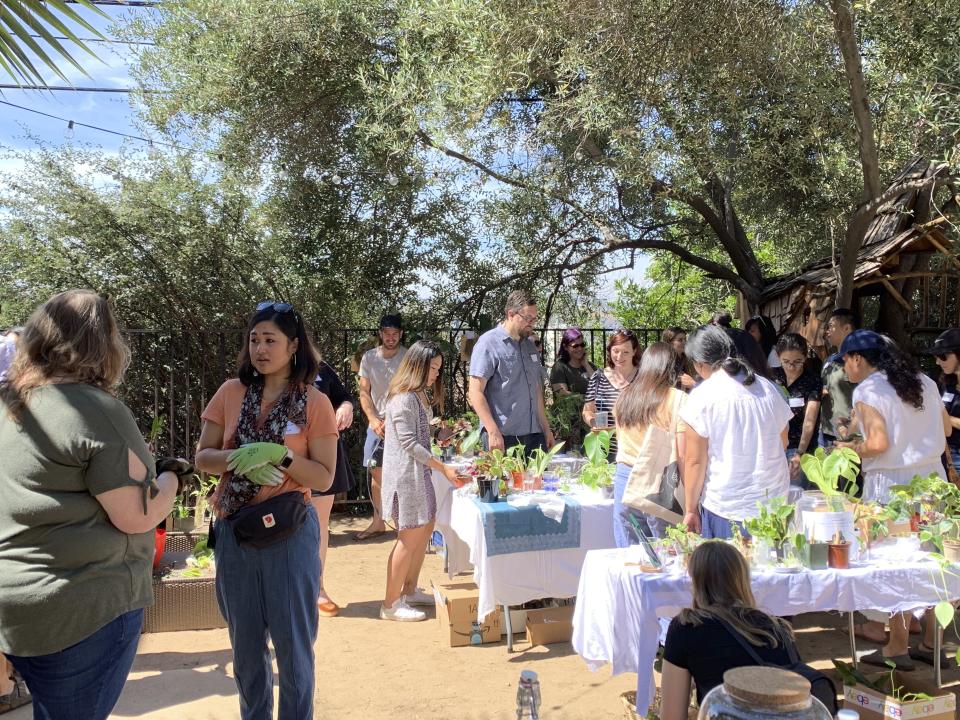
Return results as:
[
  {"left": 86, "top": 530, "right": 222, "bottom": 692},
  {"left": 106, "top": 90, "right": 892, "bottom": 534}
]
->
[
  {"left": 927, "top": 235, "right": 960, "bottom": 271},
  {"left": 880, "top": 278, "right": 913, "bottom": 312},
  {"left": 854, "top": 271, "right": 960, "bottom": 289}
]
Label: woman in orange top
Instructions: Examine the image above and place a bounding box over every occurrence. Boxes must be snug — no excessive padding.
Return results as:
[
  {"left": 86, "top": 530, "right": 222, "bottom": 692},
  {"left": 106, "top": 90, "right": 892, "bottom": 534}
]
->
[{"left": 196, "top": 301, "right": 337, "bottom": 720}]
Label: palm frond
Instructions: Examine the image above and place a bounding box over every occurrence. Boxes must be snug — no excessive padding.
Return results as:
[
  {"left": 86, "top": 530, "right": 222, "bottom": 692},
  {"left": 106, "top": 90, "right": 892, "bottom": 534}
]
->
[{"left": 0, "top": 0, "right": 107, "bottom": 87}]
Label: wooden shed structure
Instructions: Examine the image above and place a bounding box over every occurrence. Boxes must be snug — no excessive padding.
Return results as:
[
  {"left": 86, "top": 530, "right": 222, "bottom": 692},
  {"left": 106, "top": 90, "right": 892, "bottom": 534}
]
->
[{"left": 748, "top": 158, "right": 957, "bottom": 353}]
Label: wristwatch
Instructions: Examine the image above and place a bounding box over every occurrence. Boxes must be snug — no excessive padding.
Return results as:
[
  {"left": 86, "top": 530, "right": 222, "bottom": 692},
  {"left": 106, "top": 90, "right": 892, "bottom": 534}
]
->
[{"left": 278, "top": 449, "right": 294, "bottom": 469}]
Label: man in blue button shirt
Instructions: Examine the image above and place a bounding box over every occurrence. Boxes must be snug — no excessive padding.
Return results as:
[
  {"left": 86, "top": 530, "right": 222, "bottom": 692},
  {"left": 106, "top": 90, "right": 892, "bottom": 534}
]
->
[{"left": 468, "top": 290, "right": 554, "bottom": 456}]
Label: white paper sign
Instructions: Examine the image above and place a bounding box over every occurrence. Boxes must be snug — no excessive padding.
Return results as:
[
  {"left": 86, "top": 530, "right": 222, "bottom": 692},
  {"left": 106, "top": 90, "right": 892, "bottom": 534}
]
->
[
  {"left": 789, "top": 397, "right": 805, "bottom": 408},
  {"left": 284, "top": 421, "right": 301, "bottom": 435}
]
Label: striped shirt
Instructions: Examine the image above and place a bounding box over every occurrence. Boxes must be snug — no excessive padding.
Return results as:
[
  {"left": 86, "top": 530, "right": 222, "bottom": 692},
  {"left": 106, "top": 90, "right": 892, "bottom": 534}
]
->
[{"left": 585, "top": 367, "right": 637, "bottom": 456}]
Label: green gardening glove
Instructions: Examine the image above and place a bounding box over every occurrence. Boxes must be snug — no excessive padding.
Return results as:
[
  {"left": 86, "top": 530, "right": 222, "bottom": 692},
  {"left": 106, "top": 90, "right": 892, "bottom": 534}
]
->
[
  {"left": 227, "top": 442, "right": 288, "bottom": 476},
  {"left": 245, "top": 464, "right": 285, "bottom": 487}
]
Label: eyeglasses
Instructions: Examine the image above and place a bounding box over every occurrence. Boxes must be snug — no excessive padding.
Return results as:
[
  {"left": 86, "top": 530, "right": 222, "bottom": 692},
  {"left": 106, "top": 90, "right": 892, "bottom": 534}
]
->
[
  {"left": 256, "top": 301, "right": 295, "bottom": 314},
  {"left": 516, "top": 311, "right": 537, "bottom": 325},
  {"left": 781, "top": 359, "right": 806, "bottom": 368},
  {"left": 569, "top": 342, "right": 586, "bottom": 349}
]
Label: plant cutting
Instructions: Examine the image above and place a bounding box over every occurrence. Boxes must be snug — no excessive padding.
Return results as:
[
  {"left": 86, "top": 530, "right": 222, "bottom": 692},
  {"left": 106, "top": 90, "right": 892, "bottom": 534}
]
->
[
  {"left": 579, "top": 429, "right": 615, "bottom": 491},
  {"left": 190, "top": 473, "right": 218, "bottom": 526},
  {"left": 743, "top": 497, "right": 795, "bottom": 564},
  {"left": 664, "top": 522, "right": 701, "bottom": 559},
  {"left": 526, "top": 441, "right": 566, "bottom": 485},
  {"left": 832, "top": 660, "right": 933, "bottom": 702},
  {"left": 799, "top": 446, "right": 861, "bottom": 510}
]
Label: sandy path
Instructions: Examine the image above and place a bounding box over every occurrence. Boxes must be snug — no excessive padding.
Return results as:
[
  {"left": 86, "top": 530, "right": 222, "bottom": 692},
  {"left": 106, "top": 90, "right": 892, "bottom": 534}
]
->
[{"left": 6, "top": 514, "right": 959, "bottom": 719}]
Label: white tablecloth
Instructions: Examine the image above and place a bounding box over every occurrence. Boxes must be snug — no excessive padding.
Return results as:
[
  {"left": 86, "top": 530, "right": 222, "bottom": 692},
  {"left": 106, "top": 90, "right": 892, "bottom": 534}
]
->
[
  {"left": 572, "top": 547, "right": 960, "bottom": 716},
  {"left": 434, "top": 482, "right": 616, "bottom": 622}
]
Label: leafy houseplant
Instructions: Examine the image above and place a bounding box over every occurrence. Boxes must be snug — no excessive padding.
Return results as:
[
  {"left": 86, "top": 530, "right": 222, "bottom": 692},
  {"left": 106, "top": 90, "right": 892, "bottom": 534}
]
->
[
  {"left": 743, "top": 497, "right": 795, "bottom": 564},
  {"left": 527, "top": 442, "right": 566, "bottom": 481},
  {"left": 191, "top": 474, "right": 218, "bottom": 526},
  {"left": 799, "top": 446, "right": 861, "bottom": 511},
  {"left": 547, "top": 392, "right": 586, "bottom": 448},
  {"left": 579, "top": 430, "right": 615, "bottom": 491},
  {"left": 664, "top": 523, "right": 701, "bottom": 560}
]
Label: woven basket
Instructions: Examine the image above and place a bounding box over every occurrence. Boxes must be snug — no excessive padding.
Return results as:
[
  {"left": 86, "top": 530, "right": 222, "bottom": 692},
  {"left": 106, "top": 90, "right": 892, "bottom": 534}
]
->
[
  {"left": 620, "top": 689, "right": 692, "bottom": 720},
  {"left": 143, "top": 575, "right": 225, "bottom": 633},
  {"left": 164, "top": 530, "right": 209, "bottom": 554}
]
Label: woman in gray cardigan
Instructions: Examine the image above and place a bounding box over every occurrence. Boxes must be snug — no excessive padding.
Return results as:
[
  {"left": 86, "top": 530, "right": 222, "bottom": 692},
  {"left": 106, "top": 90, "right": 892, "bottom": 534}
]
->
[{"left": 380, "top": 341, "right": 460, "bottom": 622}]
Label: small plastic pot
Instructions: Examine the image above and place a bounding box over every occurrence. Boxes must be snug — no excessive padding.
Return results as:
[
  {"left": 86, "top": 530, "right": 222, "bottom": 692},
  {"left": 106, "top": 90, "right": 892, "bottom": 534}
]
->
[
  {"left": 476, "top": 476, "right": 500, "bottom": 503},
  {"left": 828, "top": 542, "right": 851, "bottom": 569}
]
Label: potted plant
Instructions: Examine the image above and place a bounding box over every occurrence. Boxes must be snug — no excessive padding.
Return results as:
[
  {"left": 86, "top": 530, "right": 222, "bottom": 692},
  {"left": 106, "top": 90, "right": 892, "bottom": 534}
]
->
[
  {"left": 828, "top": 530, "right": 851, "bottom": 569},
  {"left": 505, "top": 442, "right": 527, "bottom": 490},
  {"left": 526, "top": 442, "right": 566, "bottom": 489},
  {"left": 799, "top": 446, "right": 861, "bottom": 511},
  {"left": 743, "top": 497, "right": 795, "bottom": 567},
  {"left": 664, "top": 522, "right": 701, "bottom": 562},
  {"left": 474, "top": 449, "right": 509, "bottom": 503},
  {"left": 579, "top": 429, "right": 615, "bottom": 496}
]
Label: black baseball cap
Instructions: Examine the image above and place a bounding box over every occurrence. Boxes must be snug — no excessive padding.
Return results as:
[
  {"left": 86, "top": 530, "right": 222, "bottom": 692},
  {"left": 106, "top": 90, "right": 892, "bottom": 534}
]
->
[
  {"left": 379, "top": 314, "right": 403, "bottom": 331},
  {"left": 924, "top": 329, "right": 960, "bottom": 356}
]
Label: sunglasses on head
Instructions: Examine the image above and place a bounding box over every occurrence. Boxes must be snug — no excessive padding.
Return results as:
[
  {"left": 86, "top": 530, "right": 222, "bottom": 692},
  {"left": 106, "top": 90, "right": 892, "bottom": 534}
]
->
[{"left": 256, "top": 301, "right": 295, "bottom": 314}]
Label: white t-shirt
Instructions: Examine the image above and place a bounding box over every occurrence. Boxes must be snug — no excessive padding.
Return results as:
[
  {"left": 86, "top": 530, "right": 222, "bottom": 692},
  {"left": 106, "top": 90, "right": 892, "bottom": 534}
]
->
[
  {"left": 681, "top": 370, "right": 792, "bottom": 521},
  {"left": 0, "top": 335, "right": 16, "bottom": 381},
  {"left": 358, "top": 346, "right": 407, "bottom": 416},
  {"left": 853, "top": 371, "right": 946, "bottom": 501}
]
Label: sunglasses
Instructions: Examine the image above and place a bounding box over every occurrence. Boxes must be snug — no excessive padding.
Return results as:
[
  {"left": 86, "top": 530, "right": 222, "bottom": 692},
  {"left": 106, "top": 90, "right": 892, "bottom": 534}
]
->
[
  {"left": 936, "top": 353, "right": 950, "bottom": 361},
  {"left": 569, "top": 342, "right": 586, "bottom": 349},
  {"left": 256, "top": 301, "right": 295, "bottom": 314}
]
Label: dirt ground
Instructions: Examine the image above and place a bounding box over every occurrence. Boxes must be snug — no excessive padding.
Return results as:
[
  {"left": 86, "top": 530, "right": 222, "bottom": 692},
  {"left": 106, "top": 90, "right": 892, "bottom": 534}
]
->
[{"left": 8, "top": 513, "right": 960, "bottom": 719}]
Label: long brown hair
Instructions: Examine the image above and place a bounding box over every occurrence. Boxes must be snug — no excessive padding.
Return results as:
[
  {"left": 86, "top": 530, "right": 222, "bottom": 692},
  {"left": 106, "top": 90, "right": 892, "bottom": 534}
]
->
[
  {"left": 615, "top": 342, "right": 676, "bottom": 429},
  {"left": 1, "top": 290, "right": 130, "bottom": 417},
  {"left": 387, "top": 340, "right": 444, "bottom": 413},
  {"left": 678, "top": 541, "right": 792, "bottom": 647}
]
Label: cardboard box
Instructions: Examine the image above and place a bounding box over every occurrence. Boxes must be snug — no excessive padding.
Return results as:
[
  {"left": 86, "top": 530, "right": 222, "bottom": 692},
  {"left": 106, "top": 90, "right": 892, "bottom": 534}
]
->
[
  {"left": 843, "top": 671, "right": 956, "bottom": 720},
  {"left": 431, "top": 579, "right": 502, "bottom": 647},
  {"left": 501, "top": 608, "right": 528, "bottom": 636},
  {"left": 525, "top": 605, "right": 575, "bottom": 646}
]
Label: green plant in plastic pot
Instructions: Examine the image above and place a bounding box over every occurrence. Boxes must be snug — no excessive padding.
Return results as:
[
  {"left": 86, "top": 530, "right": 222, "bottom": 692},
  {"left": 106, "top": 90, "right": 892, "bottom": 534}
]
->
[{"left": 579, "top": 430, "right": 615, "bottom": 490}]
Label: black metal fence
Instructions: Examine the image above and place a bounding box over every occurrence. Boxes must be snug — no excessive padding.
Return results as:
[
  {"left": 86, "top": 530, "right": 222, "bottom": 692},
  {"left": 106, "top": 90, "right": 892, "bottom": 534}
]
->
[{"left": 119, "top": 326, "right": 662, "bottom": 504}]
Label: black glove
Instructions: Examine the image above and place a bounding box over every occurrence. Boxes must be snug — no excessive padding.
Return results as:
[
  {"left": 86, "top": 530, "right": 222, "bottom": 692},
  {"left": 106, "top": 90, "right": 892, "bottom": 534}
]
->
[{"left": 156, "top": 457, "right": 195, "bottom": 494}]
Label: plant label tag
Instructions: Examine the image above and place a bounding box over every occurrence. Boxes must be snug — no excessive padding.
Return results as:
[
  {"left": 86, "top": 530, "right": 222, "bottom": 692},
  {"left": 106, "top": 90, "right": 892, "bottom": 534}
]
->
[
  {"left": 285, "top": 421, "right": 301, "bottom": 435},
  {"left": 262, "top": 513, "right": 276, "bottom": 529},
  {"left": 789, "top": 397, "right": 805, "bottom": 408},
  {"left": 942, "top": 393, "right": 955, "bottom": 403}
]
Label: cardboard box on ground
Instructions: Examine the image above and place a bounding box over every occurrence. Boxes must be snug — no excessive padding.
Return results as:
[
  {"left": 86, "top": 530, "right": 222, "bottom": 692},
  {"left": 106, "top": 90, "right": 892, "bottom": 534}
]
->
[
  {"left": 432, "top": 579, "right": 503, "bottom": 647},
  {"left": 525, "top": 606, "right": 574, "bottom": 646},
  {"left": 843, "top": 671, "right": 956, "bottom": 720}
]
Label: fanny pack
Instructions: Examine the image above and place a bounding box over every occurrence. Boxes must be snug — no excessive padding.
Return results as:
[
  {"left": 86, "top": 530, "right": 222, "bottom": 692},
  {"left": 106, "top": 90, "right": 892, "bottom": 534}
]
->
[{"left": 227, "top": 491, "right": 308, "bottom": 549}]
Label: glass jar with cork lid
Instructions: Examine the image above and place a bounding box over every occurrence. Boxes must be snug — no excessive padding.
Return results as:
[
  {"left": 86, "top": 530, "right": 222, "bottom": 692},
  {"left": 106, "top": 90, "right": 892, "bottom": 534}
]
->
[{"left": 698, "top": 666, "right": 832, "bottom": 719}]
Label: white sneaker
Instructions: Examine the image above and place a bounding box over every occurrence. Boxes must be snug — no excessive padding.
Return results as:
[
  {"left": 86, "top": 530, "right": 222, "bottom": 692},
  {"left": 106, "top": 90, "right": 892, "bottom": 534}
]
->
[
  {"left": 403, "top": 588, "right": 436, "bottom": 607},
  {"left": 380, "top": 599, "right": 427, "bottom": 622}
]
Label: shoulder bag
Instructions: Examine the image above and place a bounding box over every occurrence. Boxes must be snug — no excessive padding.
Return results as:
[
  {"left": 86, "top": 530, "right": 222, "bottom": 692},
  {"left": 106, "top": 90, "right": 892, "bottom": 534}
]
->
[
  {"left": 227, "top": 491, "right": 309, "bottom": 549},
  {"left": 622, "top": 390, "right": 685, "bottom": 524}
]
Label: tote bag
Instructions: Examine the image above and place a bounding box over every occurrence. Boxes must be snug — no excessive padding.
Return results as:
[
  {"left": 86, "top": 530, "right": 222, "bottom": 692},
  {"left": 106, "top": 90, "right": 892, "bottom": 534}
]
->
[{"left": 622, "top": 390, "right": 685, "bottom": 524}]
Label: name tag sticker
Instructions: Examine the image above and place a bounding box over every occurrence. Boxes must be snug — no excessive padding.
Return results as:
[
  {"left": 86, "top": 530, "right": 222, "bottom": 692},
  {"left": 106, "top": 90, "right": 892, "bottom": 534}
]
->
[
  {"left": 285, "top": 421, "right": 301, "bottom": 435},
  {"left": 530, "top": 354, "right": 540, "bottom": 363},
  {"left": 789, "top": 397, "right": 805, "bottom": 408},
  {"left": 943, "top": 393, "right": 955, "bottom": 403}
]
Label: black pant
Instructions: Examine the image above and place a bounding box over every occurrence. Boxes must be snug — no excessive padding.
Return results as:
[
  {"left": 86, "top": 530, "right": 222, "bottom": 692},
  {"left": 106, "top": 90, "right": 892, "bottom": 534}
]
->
[{"left": 481, "top": 430, "right": 546, "bottom": 460}]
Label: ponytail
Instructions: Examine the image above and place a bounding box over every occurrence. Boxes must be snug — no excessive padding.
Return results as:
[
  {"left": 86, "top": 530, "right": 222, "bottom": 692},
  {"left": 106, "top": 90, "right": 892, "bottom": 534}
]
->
[{"left": 721, "top": 356, "right": 756, "bottom": 386}]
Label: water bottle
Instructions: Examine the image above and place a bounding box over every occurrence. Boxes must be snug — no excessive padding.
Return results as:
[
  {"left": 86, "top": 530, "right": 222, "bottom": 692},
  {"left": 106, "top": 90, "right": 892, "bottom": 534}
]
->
[{"left": 515, "top": 669, "right": 541, "bottom": 719}]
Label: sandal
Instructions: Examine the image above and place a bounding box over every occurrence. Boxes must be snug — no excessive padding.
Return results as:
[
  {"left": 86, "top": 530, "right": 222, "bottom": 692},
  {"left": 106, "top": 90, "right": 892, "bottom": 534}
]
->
[
  {"left": 318, "top": 601, "right": 340, "bottom": 617},
  {"left": 354, "top": 527, "right": 389, "bottom": 542},
  {"left": 909, "top": 643, "right": 950, "bottom": 669},
  {"left": 842, "top": 623, "right": 887, "bottom": 644},
  {"left": 860, "top": 649, "right": 915, "bottom": 671}
]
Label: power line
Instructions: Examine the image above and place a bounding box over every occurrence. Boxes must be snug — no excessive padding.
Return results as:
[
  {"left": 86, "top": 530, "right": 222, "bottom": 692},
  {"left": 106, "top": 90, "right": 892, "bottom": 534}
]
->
[
  {"left": 0, "top": 85, "right": 145, "bottom": 93},
  {"left": 26, "top": 34, "right": 156, "bottom": 46},
  {"left": 0, "top": 99, "right": 213, "bottom": 156}
]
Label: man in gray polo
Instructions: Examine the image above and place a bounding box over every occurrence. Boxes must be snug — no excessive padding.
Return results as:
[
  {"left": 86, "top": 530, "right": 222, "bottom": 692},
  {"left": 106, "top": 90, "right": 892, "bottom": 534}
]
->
[{"left": 468, "top": 290, "right": 554, "bottom": 456}]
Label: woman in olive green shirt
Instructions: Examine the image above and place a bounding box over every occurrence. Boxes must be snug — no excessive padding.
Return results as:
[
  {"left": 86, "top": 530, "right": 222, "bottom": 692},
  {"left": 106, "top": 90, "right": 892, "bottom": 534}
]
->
[{"left": 0, "top": 291, "right": 180, "bottom": 720}]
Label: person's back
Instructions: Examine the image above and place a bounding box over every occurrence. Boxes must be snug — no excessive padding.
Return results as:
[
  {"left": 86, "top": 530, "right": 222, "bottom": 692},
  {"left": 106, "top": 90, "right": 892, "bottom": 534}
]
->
[
  {"left": 682, "top": 370, "right": 790, "bottom": 521},
  {"left": 664, "top": 608, "right": 794, "bottom": 704}
]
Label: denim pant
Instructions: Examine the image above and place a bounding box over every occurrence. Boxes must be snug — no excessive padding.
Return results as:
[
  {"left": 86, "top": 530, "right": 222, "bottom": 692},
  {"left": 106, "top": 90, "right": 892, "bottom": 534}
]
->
[
  {"left": 7, "top": 608, "right": 143, "bottom": 720},
  {"left": 700, "top": 505, "right": 750, "bottom": 540},
  {"left": 613, "top": 463, "right": 667, "bottom": 548},
  {"left": 215, "top": 504, "right": 321, "bottom": 720}
]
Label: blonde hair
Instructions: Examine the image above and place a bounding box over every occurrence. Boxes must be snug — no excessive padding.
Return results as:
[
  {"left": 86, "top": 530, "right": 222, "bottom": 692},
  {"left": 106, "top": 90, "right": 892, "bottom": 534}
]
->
[
  {"left": 387, "top": 340, "right": 444, "bottom": 413},
  {"left": 678, "top": 541, "right": 792, "bottom": 648},
  {"left": 1, "top": 290, "right": 130, "bottom": 417}
]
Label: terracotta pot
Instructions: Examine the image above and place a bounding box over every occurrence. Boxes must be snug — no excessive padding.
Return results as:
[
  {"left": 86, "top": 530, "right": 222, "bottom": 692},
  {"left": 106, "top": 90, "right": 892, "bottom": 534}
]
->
[
  {"left": 511, "top": 470, "right": 524, "bottom": 490},
  {"left": 828, "top": 542, "right": 851, "bottom": 569},
  {"left": 533, "top": 474, "right": 543, "bottom": 491}
]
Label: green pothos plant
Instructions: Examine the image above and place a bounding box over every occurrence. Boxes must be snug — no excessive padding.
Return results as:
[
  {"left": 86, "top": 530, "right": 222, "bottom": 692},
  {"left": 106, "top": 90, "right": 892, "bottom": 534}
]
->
[{"left": 578, "top": 429, "right": 615, "bottom": 489}]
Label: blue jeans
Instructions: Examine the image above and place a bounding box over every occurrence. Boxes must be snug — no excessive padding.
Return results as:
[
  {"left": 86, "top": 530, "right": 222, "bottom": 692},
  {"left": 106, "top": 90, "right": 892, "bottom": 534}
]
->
[
  {"left": 700, "top": 505, "right": 750, "bottom": 540},
  {"left": 216, "top": 504, "right": 321, "bottom": 720},
  {"left": 613, "top": 463, "right": 667, "bottom": 548},
  {"left": 7, "top": 608, "right": 143, "bottom": 720}
]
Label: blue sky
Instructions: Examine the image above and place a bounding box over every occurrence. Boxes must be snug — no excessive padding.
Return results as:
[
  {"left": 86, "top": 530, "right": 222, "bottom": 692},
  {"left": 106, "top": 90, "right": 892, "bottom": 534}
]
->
[{"left": 0, "top": 5, "right": 156, "bottom": 159}]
